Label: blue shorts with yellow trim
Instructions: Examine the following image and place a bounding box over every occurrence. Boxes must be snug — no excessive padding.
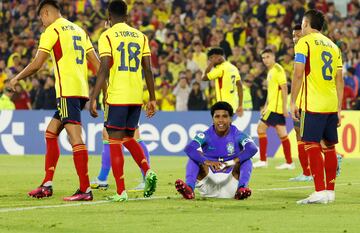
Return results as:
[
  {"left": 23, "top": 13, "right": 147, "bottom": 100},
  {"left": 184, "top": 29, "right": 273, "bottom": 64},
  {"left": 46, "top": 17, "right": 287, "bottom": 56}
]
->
[
  {"left": 104, "top": 105, "right": 142, "bottom": 132},
  {"left": 301, "top": 112, "right": 338, "bottom": 144},
  {"left": 293, "top": 109, "right": 302, "bottom": 128},
  {"left": 53, "top": 97, "right": 87, "bottom": 125},
  {"left": 261, "top": 110, "right": 285, "bottom": 127}
]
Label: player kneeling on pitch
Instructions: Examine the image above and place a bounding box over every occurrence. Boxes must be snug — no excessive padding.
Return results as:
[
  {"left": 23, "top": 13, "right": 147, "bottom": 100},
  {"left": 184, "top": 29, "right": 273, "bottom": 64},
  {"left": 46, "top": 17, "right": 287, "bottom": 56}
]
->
[{"left": 175, "top": 102, "right": 258, "bottom": 200}]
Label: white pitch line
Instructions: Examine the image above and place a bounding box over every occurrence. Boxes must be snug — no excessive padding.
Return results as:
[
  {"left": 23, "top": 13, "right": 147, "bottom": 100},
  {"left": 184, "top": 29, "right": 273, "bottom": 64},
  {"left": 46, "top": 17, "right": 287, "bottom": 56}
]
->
[
  {"left": 256, "top": 182, "right": 360, "bottom": 191},
  {"left": 1, "top": 182, "right": 360, "bottom": 213},
  {"left": 0, "top": 196, "right": 172, "bottom": 213}
]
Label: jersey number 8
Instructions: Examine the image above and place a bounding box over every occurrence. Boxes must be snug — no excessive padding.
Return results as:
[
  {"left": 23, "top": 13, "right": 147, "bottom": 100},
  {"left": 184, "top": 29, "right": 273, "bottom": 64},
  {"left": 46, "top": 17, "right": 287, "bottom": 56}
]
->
[{"left": 321, "top": 51, "right": 333, "bottom": 81}]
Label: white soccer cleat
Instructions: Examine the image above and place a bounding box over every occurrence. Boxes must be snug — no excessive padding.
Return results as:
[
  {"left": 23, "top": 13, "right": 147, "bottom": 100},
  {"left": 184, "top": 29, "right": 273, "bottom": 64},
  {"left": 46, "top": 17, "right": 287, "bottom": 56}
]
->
[
  {"left": 289, "top": 174, "right": 313, "bottom": 181},
  {"left": 296, "top": 191, "right": 329, "bottom": 204},
  {"left": 327, "top": 190, "right": 335, "bottom": 203},
  {"left": 275, "top": 163, "right": 295, "bottom": 170},
  {"left": 253, "top": 160, "right": 268, "bottom": 168}
]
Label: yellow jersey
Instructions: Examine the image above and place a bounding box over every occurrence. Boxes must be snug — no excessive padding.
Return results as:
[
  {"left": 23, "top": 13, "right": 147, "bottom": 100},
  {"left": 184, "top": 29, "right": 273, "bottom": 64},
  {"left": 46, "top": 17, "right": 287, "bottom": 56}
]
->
[
  {"left": 294, "top": 32, "right": 342, "bottom": 113},
  {"left": 207, "top": 61, "right": 241, "bottom": 111},
  {"left": 38, "top": 17, "right": 94, "bottom": 98},
  {"left": 266, "top": 63, "right": 287, "bottom": 114},
  {"left": 98, "top": 22, "right": 151, "bottom": 105}
]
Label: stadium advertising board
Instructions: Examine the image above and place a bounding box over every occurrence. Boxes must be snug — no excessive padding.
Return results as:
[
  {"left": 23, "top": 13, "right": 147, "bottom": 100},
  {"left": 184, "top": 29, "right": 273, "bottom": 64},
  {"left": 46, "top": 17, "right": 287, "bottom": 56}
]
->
[{"left": 0, "top": 110, "right": 358, "bottom": 157}]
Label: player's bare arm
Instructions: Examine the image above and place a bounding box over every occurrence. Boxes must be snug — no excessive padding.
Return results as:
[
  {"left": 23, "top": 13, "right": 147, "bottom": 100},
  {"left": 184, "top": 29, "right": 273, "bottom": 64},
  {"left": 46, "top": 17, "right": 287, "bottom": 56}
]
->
[
  {"left": 335, "top": 69, "right": 344, "bottom": 127},
  {"left": 204, "top": 160, "right": 223, "bottom": 171},
  {"left": 142, "top": 56, "right": 156, "bottom": 118},
  {"left": 86, "top": 50, "right": 100, "bottom": 72},
  {"left": 236, "top": 80, "right": 244, "bottom": 117},
  {"left": 280, "top": 83, "right": 289, "bottom": 118},
  {"left": 290, "top": 62, "right": 305, "bottom": 121},
  {"left": 89, "top": 56, "right": 111, "bottom": 118},
  {"left": 10, "top": 50, "right": 49, "bottom": 90}
]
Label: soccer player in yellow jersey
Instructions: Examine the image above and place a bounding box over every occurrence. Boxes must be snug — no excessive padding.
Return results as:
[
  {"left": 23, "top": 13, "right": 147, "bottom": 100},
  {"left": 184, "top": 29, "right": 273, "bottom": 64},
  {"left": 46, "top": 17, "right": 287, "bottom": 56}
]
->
[
  {"left": 89, "top": 0, "right": 157, "bottom": 202},
  {"left": 291, "top": 10, "right": 344, "bottom": 204},
  {"left": 9, "top": 0, "right": 100, "bottom": 201},
  {"left": 253, "top": 48, "right": 294, "bottom": 170},
  {"left": 202, "top": 47, "right": 244, "bottom": 117}
]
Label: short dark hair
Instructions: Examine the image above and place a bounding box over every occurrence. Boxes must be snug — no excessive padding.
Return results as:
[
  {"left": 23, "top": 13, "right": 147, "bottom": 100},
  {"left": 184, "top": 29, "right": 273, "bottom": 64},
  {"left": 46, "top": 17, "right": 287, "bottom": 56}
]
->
[
  {"left": 210, "top": 101, "right": 234, "bottom": 117},
  {"left": 261, "top": 48, "right": 274, "bottom": 55},
  {"left": 207, "top": 47, "right": 224, "bottom": 57},
  {"left": 304, "top": 9, "right": 325, "bottom": 31},
  {"left": 108, "top": 0, "right": 128, "bottom": 18},
  {"left": 37, "top": 0, "right": 61, "bottom": 15},
  {"left": 293, "top": 24, "right": 302, "bottom": 31}
]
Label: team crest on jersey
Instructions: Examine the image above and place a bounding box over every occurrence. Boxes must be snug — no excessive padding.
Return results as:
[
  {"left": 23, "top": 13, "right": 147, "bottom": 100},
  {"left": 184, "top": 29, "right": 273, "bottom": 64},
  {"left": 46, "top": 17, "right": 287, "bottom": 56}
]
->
[{"left": 226, "top": 142, "right": 235, "bottom": 155}]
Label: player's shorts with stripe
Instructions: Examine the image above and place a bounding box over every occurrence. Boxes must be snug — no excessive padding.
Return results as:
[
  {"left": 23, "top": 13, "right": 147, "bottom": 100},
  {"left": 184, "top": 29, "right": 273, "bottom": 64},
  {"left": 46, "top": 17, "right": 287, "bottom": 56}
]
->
[
  {"left": 104, "top": 105, "right": 142, "bottom": 131},
  {"left": 196, "top": 167, "right": 238, "bottom": 198},
  {"left": 261, "top": 110, "right": 285, "bottom": 127},
  {"left": 53, "top": 97, "right": 87, "bottom": 124},
  {"left": 293, "top": 109, "right": 302, "bottom": 128},
  {"left": 301, "top": 112, "right": 338, "bottom": 144}
]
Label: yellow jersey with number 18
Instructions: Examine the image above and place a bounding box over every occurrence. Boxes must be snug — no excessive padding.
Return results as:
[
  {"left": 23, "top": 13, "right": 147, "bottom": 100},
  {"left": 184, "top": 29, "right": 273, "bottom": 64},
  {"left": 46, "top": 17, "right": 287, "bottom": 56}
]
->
[
  {"left": 38, "top": 17, "right": 94, "bottom": 98},
  {"left": 98, "top": 22, "right": 151, "bottom": 105},
  {"left": 207, "top": 61, "right": 241, "bottom": 111},
  {"left": 294, "top": 32, "right": 342, "bottom": 113}
]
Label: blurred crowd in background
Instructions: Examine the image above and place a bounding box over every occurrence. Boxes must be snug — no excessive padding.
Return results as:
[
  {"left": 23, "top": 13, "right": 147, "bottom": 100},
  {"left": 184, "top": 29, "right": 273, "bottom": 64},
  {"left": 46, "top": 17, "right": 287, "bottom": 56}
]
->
[{"left": 0, "top": 0, "right": 359, "bottom": 111}]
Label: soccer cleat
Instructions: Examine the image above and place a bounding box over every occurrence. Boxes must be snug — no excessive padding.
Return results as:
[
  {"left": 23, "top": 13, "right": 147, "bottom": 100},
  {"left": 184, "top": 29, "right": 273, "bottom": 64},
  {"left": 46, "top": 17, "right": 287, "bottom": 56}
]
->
[
  {"left": 275, "top": 163, "right": 295, "bottom": 170},
  {"left": 327, "top": 190, "right": 335, "bottom": 203},
  {"left": 107, "top": 191, "right": 128, "bottom": 202},
  {"left": 129, "top": 182, "right": 145, "bottom": 192},
  {"left": 289, "top": 174, "right": 313, "bottom": 182},
  {"left": 296, "top": 191, "right": 328, "bottom": 204},
  {"left": 90, "top": 178, "right": 109, "bottom": 190},
  {"left": 63, "top": 189, "right": 93, "bottom": 201},
  {"left": 252, "top": 160, "right": 268, "bottom": 168},
  {"left": 234, "top": 187, "right": 252, "bottom": 200},
  {"left": 28, "top": 185, "right": 53, "bottom": 198},
  {"left": 336, "top": 153, "right": 343, "bottom": 177},
  {"left": 175, "top": 179, "right": 195, "bottom": 199},
  {"left": 144, "top": 169, "right": 157, "bottom": 197}
]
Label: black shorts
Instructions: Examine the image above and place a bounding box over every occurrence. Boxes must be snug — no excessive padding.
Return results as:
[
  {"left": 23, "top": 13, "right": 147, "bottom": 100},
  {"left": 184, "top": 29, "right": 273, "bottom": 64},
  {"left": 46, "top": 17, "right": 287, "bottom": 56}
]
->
[
  {"left": 53, "top": 97, "right": 87, "bottom": 124},
  {"left": 104, "top": 105, "right": 142, "bottom": 132},
  {"left": 300, "top": 112, "right": 338, "bottom": 144},
  {"left": 261, "top": 110, "right": 285, "bottom": 127},
  {"left": 293, "top": 109, "right": 302, "bottom": 128}
]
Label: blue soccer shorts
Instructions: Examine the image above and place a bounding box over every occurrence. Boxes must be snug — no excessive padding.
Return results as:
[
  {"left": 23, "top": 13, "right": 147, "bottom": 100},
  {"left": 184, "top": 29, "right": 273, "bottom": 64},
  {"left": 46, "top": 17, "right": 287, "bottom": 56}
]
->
[{"left": 53, "top": 97, "right": 87, "bottom": 125}]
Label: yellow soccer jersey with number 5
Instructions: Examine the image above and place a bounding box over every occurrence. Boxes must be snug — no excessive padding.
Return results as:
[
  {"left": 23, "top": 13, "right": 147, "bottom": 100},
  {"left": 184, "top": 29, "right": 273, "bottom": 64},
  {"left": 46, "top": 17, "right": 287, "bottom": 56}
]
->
[
  {"left": 98, "top": 22, "right": 151, "bottom": 105},
  {"left": 207, "top": 61, "right": 241, "bottom": 111},
  {"left": 294, "top": 32, "right": 342, "bottom": 113},
  {"left": 38, "top": 17, "right": 94, "bottom": 98}
]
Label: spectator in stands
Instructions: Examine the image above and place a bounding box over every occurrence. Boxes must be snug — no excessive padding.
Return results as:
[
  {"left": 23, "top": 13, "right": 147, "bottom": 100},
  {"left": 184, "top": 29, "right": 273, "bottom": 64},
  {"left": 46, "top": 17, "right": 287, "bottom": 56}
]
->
[
  {"left": 173, "top": 73, "right": 191, "bottom": 111},
  {"left": 158, "top": 82, "right": 175, "bottom": 111},
  {"left": 0, "top": 87, "right": 15, "bottom": 110},
  {"left": 188, "top": 82, "right": 207, "bottom": 111},
  {"left": 12, "top": 83, "right": 31, "bottom": 110}
]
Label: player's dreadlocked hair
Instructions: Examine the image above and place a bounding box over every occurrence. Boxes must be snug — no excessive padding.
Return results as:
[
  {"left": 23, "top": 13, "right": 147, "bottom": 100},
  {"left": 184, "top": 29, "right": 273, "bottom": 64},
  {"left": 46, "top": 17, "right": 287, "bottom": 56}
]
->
[
  {"left": 211, "top": 102, "right": 234, "bottom": 117},
  {"left": 207, "top": 47, "right": 224, "bottom": 57}
]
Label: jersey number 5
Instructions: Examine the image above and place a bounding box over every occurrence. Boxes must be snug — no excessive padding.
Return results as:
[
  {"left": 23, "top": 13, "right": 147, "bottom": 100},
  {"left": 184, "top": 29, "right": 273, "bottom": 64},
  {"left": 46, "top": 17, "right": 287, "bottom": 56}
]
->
[
  {"left": 117, "top": 42, "right": 141, "bottom": 72},
  {"left": 72, "top": 36, "right": 84, "bottom": 64},
  {"left": 321, "top": 51, "right": 333, "bottom": 81}
]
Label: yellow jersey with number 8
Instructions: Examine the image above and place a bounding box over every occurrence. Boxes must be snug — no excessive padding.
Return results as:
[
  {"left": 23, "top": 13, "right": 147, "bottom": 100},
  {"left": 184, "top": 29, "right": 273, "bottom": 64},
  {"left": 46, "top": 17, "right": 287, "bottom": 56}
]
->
[{"left": 294, "top": 32, "right": 342, "bottom": 113}]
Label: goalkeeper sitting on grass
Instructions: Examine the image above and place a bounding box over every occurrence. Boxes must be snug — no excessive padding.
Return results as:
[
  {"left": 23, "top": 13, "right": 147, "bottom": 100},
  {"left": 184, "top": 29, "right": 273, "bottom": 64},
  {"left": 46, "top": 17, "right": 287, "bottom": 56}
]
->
[{"left": 175, "top": 101, "right": 258, "bottom": 200}]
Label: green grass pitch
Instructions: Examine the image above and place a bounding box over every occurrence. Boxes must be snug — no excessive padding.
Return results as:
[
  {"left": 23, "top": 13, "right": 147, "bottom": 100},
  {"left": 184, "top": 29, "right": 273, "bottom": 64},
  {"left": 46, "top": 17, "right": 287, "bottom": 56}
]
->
[{"left": 0, "top": 155, "right": 359, "bottom": 233}]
